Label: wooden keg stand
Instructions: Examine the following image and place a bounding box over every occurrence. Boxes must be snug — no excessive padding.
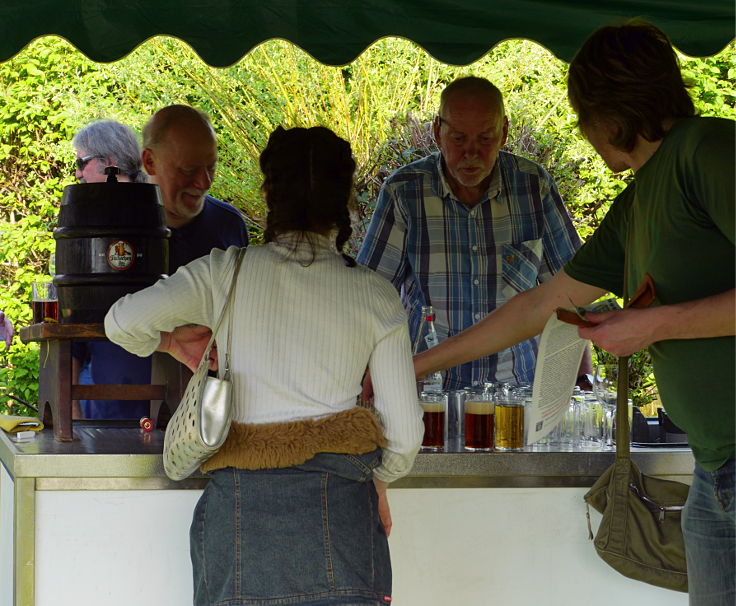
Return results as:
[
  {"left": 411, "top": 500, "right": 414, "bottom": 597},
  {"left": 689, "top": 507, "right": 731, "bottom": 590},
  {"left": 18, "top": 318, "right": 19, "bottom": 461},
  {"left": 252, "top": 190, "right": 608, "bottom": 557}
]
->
[{"left": 20, "top": 323, "right": 186, "bottom": 441}]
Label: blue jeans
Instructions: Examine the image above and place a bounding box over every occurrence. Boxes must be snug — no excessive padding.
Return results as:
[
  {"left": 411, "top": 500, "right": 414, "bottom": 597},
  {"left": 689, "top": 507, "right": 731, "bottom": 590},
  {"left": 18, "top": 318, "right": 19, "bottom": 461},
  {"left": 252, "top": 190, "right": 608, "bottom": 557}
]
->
[
  {"left": 190, "top": 450, "right": 391, "bottom": 606},
  {"left": 78, "top": 359, "right": 93, "bottom": 419},
  {"left": 682, "top": 458, "right": 735, "bottom": 606}
]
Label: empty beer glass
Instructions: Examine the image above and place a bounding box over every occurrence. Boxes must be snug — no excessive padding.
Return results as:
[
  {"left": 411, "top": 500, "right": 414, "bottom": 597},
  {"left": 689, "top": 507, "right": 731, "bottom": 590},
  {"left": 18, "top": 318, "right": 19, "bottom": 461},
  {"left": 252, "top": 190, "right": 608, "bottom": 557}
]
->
[
  {"left": 593, "top": 364, "right": 619, "bottom": 447},
  {"left": 579, "top": 392, "right": 604, "bottom": 449},
  {"left": 446, "top": 390, "right": 466, "bottom": 453}
]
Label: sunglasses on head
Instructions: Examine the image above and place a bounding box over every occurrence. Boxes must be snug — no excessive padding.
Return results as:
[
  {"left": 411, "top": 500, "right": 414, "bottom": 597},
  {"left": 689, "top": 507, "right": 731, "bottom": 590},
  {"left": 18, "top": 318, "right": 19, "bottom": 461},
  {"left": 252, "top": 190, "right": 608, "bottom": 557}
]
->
[{"left": 76, "top": 155, "right": 102, "bottom": 171}]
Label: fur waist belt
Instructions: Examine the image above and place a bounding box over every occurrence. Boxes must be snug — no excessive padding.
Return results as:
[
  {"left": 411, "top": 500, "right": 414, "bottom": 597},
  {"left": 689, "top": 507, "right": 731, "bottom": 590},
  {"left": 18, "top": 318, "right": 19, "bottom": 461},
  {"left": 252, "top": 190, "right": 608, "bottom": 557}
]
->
[{"left": 201, "top": 406, "right": 387, "bottom": 473}]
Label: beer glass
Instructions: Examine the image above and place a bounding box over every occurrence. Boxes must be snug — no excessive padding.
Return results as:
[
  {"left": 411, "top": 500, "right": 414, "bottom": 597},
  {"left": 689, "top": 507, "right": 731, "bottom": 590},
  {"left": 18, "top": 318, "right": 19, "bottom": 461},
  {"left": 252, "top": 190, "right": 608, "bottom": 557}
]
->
[
  {"left": 419, "top": 391, "right": 446, "bottom": 451},
  {"left": 593, "top": 364, "right": 618, "bottom": 407},
  {"left": 579, "top": 392, "right": 608, "bottom": 450},
  {"left": 464, "top": 390, "right": 494, "bottom": 451},
  {"left": 446, "top": 390, "right": 466, "bottom": 452},
  {"left": 495, "top": 395, "right": 525, "bottom": 451},
  {"left": 547, "top": 392, "right": 583, "bottom": 451},
  {"left": 594, "top": 364, "right": 618, "bottom": 446},
  {"left": 31, "top": 280, "right": 58, "bottom": 324}
]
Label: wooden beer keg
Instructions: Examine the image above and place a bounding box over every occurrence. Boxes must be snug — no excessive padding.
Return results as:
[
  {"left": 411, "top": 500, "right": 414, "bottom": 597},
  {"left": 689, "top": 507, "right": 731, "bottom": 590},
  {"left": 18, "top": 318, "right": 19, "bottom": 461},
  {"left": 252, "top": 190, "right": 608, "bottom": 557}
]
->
[{"left": 53, "top": 175, "right": 170, "bottom": 323}]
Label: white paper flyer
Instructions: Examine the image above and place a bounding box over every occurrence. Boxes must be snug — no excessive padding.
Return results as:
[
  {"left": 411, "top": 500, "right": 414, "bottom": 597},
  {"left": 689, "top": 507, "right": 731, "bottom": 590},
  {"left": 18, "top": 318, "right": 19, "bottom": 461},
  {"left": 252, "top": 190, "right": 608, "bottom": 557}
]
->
[{"left": 525, "top": 298, "right": 621, "bottom": 445}]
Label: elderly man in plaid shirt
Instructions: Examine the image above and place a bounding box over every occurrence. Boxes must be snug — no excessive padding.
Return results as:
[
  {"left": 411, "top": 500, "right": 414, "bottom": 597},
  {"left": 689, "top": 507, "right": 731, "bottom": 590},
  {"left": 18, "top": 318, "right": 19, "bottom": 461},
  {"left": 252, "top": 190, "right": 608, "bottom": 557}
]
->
[{"left": 358, "top": 76, "right": 583, "bottom": 390}]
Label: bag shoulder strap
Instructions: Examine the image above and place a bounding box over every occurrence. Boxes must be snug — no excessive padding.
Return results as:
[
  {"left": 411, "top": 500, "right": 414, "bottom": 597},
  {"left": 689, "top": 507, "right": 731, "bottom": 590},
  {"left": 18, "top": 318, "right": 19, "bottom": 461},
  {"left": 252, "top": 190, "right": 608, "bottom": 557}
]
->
[
  {"left": 616, "top": 239, "right": 632, "bottom": 461},
  {"left": 222, "top": 247, "right": 246, "bottom": 379},
  {"left": 616, "top": 357, "right": 630, "bottom": 460},
  {"left": 198, "top": 247, "right": 247, "bottom": 375}
]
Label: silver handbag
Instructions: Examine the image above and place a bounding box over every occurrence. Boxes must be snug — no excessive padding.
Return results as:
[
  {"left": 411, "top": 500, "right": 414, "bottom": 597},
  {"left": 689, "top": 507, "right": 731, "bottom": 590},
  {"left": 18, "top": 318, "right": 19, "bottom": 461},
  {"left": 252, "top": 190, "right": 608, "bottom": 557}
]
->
[{"left": 163, "top": 247, "right": 246, "bottom": 481}]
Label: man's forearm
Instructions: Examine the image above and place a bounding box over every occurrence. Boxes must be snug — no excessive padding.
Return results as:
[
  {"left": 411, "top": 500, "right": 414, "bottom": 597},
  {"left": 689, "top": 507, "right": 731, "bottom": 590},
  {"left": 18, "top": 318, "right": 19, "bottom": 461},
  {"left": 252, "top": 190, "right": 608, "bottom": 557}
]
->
[
  {"left": 646, "top": 288, "right": 735, "bottom": 342},
  {"left": 413, "top": 286, "right": 551, "bottom": 378},
  {"left": 579, "top": 288, "right": 735, "bottom": 357},
  {"left": 414, "top": 270, "right": 606, "bottom": 377}
]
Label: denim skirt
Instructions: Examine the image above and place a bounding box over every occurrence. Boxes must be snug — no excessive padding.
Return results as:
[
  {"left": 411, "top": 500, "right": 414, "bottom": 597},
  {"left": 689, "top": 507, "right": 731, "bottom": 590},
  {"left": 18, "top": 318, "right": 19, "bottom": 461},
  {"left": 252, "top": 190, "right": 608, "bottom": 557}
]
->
[{"left": 190, "top": 449, "right": 392, "bottom": 606}]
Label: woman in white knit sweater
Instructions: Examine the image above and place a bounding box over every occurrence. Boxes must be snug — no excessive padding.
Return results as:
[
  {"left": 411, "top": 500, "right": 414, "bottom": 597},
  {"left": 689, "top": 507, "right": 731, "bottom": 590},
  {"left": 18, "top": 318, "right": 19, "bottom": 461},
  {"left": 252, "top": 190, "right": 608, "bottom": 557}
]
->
[{"left": 105, "top": 126, "right": 424, "bottom": 606}]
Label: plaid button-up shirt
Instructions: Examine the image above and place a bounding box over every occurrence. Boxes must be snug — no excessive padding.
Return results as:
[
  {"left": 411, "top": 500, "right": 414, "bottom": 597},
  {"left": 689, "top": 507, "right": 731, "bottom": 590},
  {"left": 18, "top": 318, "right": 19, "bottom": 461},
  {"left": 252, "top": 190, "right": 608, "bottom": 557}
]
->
[{"left": 357, "top": 151, "right": 581, "bottom": 390}]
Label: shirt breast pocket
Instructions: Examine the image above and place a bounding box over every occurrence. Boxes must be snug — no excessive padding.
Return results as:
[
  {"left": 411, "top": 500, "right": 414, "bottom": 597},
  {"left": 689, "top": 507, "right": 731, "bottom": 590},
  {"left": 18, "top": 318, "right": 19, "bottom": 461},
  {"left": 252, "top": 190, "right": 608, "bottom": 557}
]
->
[{"left": 500, "top": 239, "right": 543, "bottom": 296}]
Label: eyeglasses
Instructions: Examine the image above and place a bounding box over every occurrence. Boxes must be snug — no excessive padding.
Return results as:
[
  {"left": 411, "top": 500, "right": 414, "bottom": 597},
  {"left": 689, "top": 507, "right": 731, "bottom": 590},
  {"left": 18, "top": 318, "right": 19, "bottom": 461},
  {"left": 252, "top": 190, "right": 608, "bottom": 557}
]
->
[{"left": 75, "top": 155, "right": 102, "bottom": 171}]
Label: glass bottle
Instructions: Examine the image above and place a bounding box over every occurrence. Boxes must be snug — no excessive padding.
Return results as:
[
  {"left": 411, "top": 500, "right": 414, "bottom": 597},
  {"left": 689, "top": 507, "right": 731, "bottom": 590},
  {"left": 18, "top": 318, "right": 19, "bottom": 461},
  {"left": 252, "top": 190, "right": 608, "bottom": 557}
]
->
[{"left": 417, "top": 305, "right": 444, "bottom": 393}]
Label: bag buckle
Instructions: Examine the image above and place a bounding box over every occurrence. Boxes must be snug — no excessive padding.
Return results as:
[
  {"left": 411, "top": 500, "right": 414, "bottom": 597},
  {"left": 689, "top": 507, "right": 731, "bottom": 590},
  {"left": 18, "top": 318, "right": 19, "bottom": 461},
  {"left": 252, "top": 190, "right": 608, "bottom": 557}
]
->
[{"left": 629, "top": 482, "right": 685, "bottom": 521}]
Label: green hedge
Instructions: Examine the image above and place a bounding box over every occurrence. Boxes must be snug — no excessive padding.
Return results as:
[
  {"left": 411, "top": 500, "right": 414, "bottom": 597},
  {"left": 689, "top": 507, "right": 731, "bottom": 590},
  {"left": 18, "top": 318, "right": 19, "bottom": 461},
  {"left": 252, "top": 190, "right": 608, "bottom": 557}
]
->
[{"left": 1, "top": 36, "right": 733, "bottom": 413}]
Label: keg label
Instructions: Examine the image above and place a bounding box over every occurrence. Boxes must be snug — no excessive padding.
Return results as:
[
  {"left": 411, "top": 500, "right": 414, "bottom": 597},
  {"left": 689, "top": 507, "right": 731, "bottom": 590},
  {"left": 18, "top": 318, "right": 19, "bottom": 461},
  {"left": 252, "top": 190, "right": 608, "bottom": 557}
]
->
[{"left": 106, "top": 240, "right": 135, "bottom": 271}]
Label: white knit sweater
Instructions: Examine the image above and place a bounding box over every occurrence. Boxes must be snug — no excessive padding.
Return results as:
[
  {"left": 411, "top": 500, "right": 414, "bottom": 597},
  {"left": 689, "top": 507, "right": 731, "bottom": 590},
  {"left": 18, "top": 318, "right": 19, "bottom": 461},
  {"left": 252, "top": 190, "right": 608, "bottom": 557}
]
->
[{"left": 104, "top": 233, "right": 424, "bottom": 482}]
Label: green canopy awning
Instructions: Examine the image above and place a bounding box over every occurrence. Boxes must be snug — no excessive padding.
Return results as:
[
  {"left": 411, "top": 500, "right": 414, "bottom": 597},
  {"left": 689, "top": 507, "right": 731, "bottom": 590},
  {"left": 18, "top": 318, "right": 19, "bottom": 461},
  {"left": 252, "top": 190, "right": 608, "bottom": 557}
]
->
[{"left": 1, "top": 0, "right": 733, "bottom": 66}]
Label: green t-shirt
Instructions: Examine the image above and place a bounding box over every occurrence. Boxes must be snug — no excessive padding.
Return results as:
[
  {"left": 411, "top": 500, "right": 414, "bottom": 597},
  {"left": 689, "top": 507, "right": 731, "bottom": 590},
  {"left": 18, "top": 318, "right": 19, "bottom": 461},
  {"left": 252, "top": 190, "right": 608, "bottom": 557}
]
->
[{"left": 565, "top": 117, "right": 735, "bottom": 470}]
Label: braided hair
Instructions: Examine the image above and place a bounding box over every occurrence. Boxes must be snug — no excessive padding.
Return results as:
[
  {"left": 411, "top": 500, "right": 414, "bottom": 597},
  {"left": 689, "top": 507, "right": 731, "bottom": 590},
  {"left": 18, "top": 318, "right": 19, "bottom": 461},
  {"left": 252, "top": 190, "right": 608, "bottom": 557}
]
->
[{"left": 260, "top": 126, "right": 357, "bottom": 267}]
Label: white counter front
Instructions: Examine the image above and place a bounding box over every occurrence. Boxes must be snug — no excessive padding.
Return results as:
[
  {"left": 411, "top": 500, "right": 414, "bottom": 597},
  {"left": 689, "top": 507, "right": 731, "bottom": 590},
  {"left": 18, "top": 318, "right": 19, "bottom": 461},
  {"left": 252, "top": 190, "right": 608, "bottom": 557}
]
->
[{"left": 1, "top": 425, "right": 693, "bottom": 606}]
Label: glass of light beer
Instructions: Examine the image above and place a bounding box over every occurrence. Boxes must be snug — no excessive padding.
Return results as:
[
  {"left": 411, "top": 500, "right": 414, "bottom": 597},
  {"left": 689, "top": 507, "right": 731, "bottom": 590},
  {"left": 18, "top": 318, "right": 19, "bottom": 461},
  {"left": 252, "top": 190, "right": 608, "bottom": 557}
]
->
[
  {"left": 495, "top": 396, "right": 525, "bottom": 451},
  {"left": 31, "top": 280, "right": 58, "bottom": 324},
  {"left": 464, "top": 391, "right": 494, "bottom": 451},
  {"left": 419, "top": 391, "right": 446, "bottom": 451}
]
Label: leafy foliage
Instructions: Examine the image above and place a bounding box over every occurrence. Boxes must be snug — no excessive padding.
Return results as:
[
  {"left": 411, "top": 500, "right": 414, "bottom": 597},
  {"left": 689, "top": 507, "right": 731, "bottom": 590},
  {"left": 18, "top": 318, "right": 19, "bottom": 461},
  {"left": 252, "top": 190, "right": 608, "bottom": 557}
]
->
[{"left": 0, "top": 36, "right": 733, "bottom": 413}]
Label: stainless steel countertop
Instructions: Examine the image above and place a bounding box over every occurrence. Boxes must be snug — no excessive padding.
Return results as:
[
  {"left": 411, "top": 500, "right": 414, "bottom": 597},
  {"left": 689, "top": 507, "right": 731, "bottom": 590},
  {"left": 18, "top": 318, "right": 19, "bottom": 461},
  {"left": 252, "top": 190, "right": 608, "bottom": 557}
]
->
[{"left": 0, "top": 423, "right": 695, "bottom": 489}]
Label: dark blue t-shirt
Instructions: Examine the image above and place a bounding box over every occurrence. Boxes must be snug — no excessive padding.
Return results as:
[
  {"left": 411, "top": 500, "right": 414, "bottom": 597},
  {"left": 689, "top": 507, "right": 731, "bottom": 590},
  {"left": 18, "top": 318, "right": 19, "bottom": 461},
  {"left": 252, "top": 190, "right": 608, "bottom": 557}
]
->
[
  {"left": 77, "top": 195, "right": 249, "bottom": 419},
  {"left": 167, "top": 195, "right": 250, "bottom": 270}
]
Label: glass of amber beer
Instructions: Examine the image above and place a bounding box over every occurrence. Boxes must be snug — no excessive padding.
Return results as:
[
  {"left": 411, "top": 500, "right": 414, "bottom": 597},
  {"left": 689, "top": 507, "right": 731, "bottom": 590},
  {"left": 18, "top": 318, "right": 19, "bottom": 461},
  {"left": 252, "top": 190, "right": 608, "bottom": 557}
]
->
[
  {"left": 495, "top": 396, "right": 525, "bottom": 451},
  {"left": 464, "top": 391, "right": 494, "bottom": 451},
  {"left": 419, "top": 391, "right": 447, "bottom": 451}
]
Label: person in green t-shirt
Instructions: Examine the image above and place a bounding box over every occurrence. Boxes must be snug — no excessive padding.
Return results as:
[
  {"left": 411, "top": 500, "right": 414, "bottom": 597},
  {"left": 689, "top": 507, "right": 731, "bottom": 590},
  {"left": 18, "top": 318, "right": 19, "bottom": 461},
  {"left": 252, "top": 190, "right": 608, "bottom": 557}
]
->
[{"left": 412, "top": 21, "right": 735, "bottom": 603}]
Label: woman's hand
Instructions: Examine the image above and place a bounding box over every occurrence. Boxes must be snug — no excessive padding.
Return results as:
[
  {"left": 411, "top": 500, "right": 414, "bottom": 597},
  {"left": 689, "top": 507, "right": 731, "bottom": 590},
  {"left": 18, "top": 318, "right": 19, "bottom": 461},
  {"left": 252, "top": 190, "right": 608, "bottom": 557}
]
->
[
  {"left": 360, "top": 368, "right": 374, "bottom": 403},
  {"left": 157, "top": 325, "right": 217, "bottom": 372},
  {"left": 373, "top": 478, "right": 392, "bottom": 537}
]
